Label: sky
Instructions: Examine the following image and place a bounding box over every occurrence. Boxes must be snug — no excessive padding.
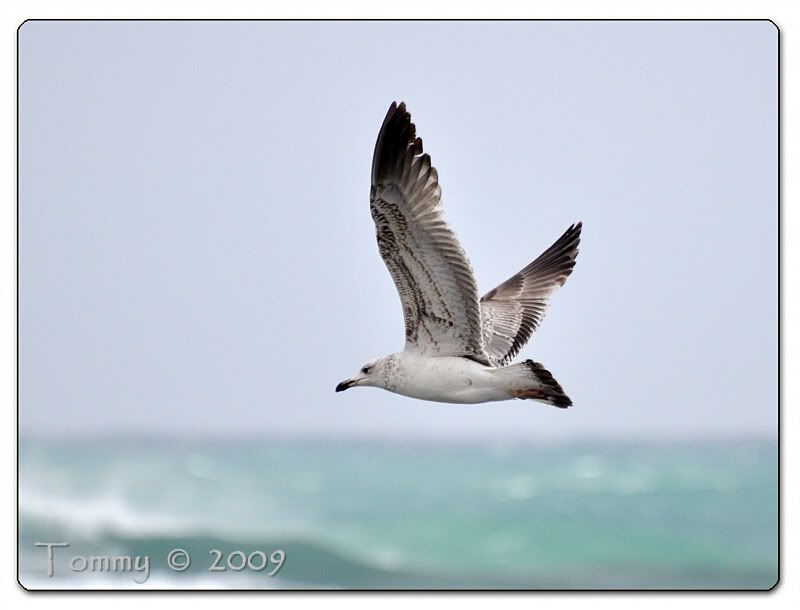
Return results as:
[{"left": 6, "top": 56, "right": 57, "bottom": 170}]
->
[{"left": 19, "top": 20, "right": 777, "bottom": 440}]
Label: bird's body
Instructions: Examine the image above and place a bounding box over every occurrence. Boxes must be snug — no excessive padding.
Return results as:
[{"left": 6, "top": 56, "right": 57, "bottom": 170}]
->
[
  {"left": 371, "top": 353, "right": 571, "bottom": 406},
  {"left": 376, "top": 353, "right": 507, "bottom": 404},
  {"left": 336, "top": 102, "right": 582, "bottom": 407}
]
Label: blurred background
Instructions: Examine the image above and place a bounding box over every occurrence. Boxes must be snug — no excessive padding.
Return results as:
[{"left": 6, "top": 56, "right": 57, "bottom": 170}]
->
[{"left": 18, "top": 20, "right": 777, "bottom": 589}]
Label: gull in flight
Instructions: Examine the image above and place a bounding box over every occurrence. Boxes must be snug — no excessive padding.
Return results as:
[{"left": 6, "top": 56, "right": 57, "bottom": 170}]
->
[{"left": 336, "top": 102, "right": 581, "bottom": 407}]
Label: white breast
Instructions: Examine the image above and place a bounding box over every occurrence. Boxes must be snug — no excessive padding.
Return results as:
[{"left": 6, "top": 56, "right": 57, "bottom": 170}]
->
[{"left": 388, "top": 354, "right": 511, "bottom": 404}]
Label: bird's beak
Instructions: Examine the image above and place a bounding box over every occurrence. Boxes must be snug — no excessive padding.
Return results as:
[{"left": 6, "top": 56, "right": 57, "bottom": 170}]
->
[{"left": 335, "top": 379, "right": 356, "bottom": 392}]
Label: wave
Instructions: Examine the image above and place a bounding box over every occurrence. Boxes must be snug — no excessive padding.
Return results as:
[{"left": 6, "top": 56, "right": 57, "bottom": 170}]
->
[
  {"left": 19, "top": 488, "right": 441, "bottom": 589},
  {"left": 20, "top": 512, "right": 777, "bottom": 590},
  {"left": 18, "top": 438, "right": 778, "bottom": 590}
]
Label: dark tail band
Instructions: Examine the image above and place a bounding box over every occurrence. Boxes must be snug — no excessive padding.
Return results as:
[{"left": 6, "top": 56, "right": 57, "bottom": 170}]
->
[{"left": 521, "top": 360, "right": 573, "bottom": 408}]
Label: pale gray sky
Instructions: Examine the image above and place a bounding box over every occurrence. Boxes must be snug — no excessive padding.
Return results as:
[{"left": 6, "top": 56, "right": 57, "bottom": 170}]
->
[{"left": 19, "top": 20, "right": 777, "bottom": 439}]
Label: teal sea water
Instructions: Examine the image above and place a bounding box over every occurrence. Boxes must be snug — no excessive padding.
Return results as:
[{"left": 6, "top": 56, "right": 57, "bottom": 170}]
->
[{"left": 19, "top": 437, "right": 777, "bottom": 589}]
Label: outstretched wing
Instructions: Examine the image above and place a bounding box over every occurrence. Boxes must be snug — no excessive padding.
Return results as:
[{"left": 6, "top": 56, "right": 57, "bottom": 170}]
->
[
  {"left": 480, "top": 223, "right": 582, "bottom": 367},
  {"left": 370, "top": 102, "right": 489, "bottom": 363}
]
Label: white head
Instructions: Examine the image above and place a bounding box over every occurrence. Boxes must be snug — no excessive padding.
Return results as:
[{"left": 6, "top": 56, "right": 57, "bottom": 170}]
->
[{"left": 335, "top": 356, "right": 390, "bottom": 393}]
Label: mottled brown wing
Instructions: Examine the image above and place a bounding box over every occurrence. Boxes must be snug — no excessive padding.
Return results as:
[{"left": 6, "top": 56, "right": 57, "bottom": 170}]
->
[
  {"left": 370, "top": 102, "right": 489, "bottom": 363},
  {"left": 480, "top": 223, "right": 582, "bottom": 367}
]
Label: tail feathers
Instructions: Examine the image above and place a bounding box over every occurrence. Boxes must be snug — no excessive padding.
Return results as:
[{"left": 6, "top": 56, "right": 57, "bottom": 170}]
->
[{"left": 507, "top": 360, "right": 573, "bottom": 408}]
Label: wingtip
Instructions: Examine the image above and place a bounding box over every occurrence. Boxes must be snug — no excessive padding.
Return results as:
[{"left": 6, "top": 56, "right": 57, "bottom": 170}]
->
[
  {"left": 382, "top": 101, "right": 412, "bottom": 130},
  {"left": 569, "top": 222, "right": 582, "bottom": 258},
  {"left": 387, "top": 100, "right": 407, "bottom": 117},
  {"left": 573, "top": 221, "right": 583, "bottom": 248},
  {"left": 563, "top": 222, "right": 583, "bottom": 250},
  {"left": 373, "top": 101, "right": 424, "bottom": 184}
]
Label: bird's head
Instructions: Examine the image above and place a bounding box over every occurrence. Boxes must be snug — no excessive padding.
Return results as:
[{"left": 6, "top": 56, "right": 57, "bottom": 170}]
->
[{"left": 335, "top": 356, "right": 388, "bottom": 393}]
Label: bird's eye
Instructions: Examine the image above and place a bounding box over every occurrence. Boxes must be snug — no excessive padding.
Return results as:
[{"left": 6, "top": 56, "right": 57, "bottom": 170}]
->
[{"left": 361, "top": 366, "right": 371, "bottom": 374}]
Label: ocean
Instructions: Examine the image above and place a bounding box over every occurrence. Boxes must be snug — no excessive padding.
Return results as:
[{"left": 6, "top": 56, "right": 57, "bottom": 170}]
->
[{"left": 18, "top": 437, "right": 778, "bottom": 590}]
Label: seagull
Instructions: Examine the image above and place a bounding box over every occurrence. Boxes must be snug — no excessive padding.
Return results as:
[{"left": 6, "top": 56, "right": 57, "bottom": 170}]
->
[{"left": 336, "top": 102, "right": 581, "bottom": 407}]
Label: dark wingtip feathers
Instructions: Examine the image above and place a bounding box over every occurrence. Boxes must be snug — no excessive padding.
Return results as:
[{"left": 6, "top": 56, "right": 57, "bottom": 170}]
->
[
  {"left": 373, "top": 101, "right": 424, "bottom": 185},
  {"left": 520, "top": 221, "right": 583, "bottom": 288}
]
